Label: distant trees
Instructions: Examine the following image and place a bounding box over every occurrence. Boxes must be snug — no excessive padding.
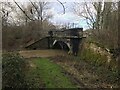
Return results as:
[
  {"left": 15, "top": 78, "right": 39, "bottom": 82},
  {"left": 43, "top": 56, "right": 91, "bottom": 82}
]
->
[
  {"left": 2, "top": 1, "right": 56, "bottom": 51},
  {"left": 14, "top": 0, "right": 53, "bottom": 30}
]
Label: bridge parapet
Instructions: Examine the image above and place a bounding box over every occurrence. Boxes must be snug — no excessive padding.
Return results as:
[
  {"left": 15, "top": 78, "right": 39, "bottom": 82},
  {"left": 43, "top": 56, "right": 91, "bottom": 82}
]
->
[{"left": 48, "top": 28, "right": 83, "bottom": 38}]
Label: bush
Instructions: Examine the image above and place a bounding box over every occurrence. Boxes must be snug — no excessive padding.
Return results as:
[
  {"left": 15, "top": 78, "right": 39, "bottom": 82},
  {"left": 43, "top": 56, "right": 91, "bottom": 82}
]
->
[
  {"left": 2, "top": 53, "right": 27, "bottom": 88},
  {"left": 80, "top": 47, "right": 107, "bottom": 67}
]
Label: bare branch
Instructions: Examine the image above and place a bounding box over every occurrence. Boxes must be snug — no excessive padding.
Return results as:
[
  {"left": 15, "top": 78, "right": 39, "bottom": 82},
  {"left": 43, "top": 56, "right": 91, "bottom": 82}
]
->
[
  {"left": 13, "top": 0, "right": 35, "bottom": 21},
  {"left": 84, "top": 2, "right": 95, "bottom": 23},
  {"left": 56, "top": 0, "right": 65, "bottom": 14},
  {"left": 29, "top": 0, "right": 40, "bottom": 19}
]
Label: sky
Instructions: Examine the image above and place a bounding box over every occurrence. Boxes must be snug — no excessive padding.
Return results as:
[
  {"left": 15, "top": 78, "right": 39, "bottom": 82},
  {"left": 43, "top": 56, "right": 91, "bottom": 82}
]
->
[{"left": 48, "top": 2, "right": 89, "bottom": 30}]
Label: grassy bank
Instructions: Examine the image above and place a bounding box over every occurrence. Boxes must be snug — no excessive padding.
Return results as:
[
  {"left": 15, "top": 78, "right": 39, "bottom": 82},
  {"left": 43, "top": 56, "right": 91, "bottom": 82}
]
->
[{"left": 25, "top": 58, "right": 76, "bottom": 88}]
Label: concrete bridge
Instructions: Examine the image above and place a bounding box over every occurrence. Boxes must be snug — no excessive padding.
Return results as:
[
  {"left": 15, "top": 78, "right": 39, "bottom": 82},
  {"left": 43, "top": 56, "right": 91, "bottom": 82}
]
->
[{"left": 25, "top": 28, "right": 85, "bottom": 55}]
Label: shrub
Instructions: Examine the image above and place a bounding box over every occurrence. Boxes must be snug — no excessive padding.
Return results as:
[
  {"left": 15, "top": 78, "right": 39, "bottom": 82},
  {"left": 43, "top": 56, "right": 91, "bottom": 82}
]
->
[
  {"left": 80, "top": 47, "right": 107, "bottom": 67},
  {"left": 2, "top": 53, "right": 27, "bottom": 88}
]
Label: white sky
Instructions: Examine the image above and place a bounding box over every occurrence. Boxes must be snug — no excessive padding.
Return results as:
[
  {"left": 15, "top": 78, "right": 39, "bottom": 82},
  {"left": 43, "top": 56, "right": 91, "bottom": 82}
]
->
[{"left": 48, "top": 2, "right": 90, "bottom": 30}]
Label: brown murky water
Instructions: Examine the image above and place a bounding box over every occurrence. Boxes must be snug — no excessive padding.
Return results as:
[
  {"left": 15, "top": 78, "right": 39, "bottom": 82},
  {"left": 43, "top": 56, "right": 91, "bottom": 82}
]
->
[{"left": 19, "top": 49, "right": 68, "bottom": 58}]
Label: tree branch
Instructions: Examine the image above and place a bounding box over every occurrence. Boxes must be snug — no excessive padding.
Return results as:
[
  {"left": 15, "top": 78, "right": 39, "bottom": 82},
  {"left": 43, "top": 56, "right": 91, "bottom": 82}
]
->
[
  {"left": 29, "top": 0, "right": 40, "bottom": 19},
  {"left": 13, "top": 0, "right": 35, "bottom": 21},
  {"left": 84, "top": 2, "right": 95, "bottom": 23},
  {"left": 56, "top": 0, "right": 65, "bottom": 14}
]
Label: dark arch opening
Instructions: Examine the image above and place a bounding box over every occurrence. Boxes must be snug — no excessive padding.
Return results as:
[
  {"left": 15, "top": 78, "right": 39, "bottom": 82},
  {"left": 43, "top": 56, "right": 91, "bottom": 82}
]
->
[{"left": 52, "top": 41, "right": 69, "bottom": 51}]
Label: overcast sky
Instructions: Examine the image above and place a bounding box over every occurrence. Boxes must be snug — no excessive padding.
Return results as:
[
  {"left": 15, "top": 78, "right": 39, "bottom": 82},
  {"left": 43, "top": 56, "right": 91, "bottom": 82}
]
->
[{"left": 48, "top": 2, "right": 89, "bottom": 30}]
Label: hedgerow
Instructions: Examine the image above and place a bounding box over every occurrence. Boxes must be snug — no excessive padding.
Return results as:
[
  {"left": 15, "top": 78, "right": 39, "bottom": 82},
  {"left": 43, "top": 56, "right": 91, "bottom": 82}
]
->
[{"left": 2, "top": 53, "right": 27, "bottom": 88}]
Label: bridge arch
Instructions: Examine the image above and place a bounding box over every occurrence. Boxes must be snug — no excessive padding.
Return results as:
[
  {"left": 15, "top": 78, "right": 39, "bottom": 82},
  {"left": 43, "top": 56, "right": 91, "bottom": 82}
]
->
[{"left": 52, "top": 40, "right": 70, "bottom": 51}]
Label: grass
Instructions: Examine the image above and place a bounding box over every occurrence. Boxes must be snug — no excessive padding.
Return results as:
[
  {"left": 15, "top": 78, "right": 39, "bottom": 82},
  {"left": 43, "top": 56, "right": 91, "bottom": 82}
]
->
[
  {"left": 80, "top": 48, "right": 107, "bottom": 67},
  {"left": 25, "top": 58, "right": 76, "bottom": 88},
  {"left": 77, "top": 48, "right": 119, "bottom": 86}
]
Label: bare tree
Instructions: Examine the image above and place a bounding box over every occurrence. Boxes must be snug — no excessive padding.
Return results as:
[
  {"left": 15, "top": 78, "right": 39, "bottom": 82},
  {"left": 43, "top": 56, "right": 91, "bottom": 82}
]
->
[
  {"left": 13, "top": 0, "right": 53, "bottom": 30},
  {"left": 1, "top": 2, "right": 16, "bottom": 26},
  {"left": 73, "top": 2, "right": 104, "bottom": 30},
  {"left": 73, "top": 1, "right": 118, "bottom": 50}
]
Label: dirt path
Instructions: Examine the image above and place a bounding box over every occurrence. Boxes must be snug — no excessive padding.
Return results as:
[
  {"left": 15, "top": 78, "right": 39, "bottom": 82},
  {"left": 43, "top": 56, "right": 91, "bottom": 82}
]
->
[{"left": 19, "top": 49, "right": 67, "bottom": 58}]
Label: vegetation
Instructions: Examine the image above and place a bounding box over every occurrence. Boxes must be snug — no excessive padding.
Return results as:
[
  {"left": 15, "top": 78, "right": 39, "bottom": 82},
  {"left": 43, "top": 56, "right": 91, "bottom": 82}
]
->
[
  {"left": 49, "top": 55, "right": 119, "bottom": 88},
  {"left": 2, "top": 2, "right": 56, "bottom": 51},
  {"left": 80, "top": 39, "right": 118, "bottom": 70},
  {"left": 80, "top": 48, "right": 106, "bottom": 67},
  {"left": 2, "top": 53, "right": 27, "bottom": 88},
  {"left": 2, "top": 49, "right": 119, "bottom": 88},
  {"left": 2, "top": 53, "right": 76, "bottom": 88},
  {"left": 74, "top": 2, "right": 119, "bottom": 60},
  {"left": 25, "top": 58, "right": 76, "bottom": 88},
  {"left": 1, "top": 1, "right": 119, "bottom": 89}
]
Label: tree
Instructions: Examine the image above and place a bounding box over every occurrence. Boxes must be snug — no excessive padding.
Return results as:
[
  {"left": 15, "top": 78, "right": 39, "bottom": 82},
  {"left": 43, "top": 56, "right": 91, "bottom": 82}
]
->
[
  {"left": 1, "top": 2, "right": 15, "bottom": 26},
  {"left": 13, "top": 0, "right": 53, "bottom": 30},
  {"left": 73, "top": 1, "right": 118, "bottom": 50}
]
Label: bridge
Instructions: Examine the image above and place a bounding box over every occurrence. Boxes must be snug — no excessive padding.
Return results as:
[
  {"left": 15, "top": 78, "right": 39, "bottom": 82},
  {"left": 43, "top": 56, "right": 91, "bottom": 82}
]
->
[{"left": 25, "top": 28, "right": 85, "bottom": 55}]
